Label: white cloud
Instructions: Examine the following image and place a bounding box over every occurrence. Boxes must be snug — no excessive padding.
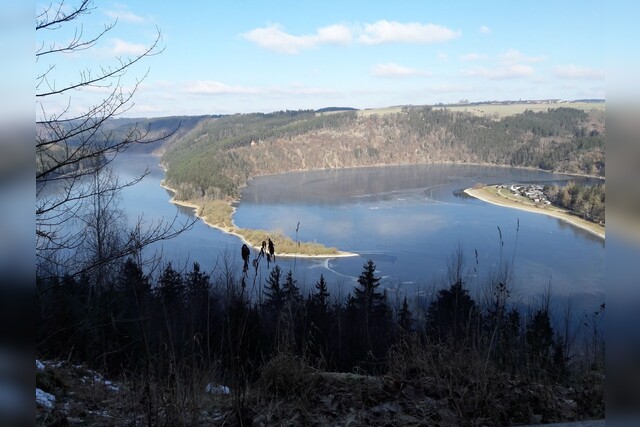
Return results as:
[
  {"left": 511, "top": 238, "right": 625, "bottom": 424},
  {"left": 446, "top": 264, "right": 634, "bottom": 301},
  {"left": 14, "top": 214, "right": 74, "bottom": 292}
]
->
[
  {"left": 242, "top": 24, "right": 351, "bottom": 54},
  {"left": 554, "top": 65, "right": 604, "bottom": 80},
  {"left": 285, "top": 85, "right": 338, "bottom": 96},
  {"left": 184, "top": 80, "right": 336, "bottom": 97},
  {"left": 185, "top": 81, "right": 259, "bottom": 95},
  {"left": 104, "top": 6, "right": 145, "bottom": 23},
  {"left": 437, "top": 51, "right": 448, "bottom": 61},
  {"left": 461, "top": 64, "right": 535, "bottom": 80},
  {"left": 110, "top": 38, "right": 148, "bottom": 56},
  {"left": 456, "top": 49, "right": 542, "bottom": 80},
  {"left": 372, "top": 62, "right": 429, "bottom": 77},
  {"left": 243, "top": 20, "right": 460, "bottom": 53},
  {"left": 500, "top": 48, "right": 545, "bottom": 64},
  {"left": 419, "top": 83, "right": 475, "bottom": 94},
  {"left": 459, "top": 53, "right": 488, "bottom": 62},
  {"left": 359, "top": 20, "right": 461, "bottom": 45},
  {"left": 316, "top": 24, "right": 353, "bottom": 44},
  {"left": 479, "top": 25, "right": 491, "bottom": 34}
]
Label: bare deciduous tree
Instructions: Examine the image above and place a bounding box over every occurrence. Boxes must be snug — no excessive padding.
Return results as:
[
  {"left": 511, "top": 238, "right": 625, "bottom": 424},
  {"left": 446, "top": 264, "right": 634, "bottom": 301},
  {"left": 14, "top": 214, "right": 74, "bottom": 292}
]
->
[{"left": 36, "top": 1, "right": 194, "bottom": 278}]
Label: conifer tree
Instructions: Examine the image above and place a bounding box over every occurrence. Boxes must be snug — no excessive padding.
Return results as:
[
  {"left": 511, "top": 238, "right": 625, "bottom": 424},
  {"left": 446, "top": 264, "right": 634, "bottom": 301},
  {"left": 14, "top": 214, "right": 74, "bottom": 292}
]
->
[
  {"left": 263, "top": 265, "right": 284, "bottom": 313},
  {"left": 118, "top": 258, "right": 150, "bottom": 299},
  {"left": 427, "top": 278, "right": 477, "bottom": 344},
  {"left": 157, "top": 263, "right": 184, "bottom": 307},
  {"left": 311, "top": 274, "right": 330, "bottom": 313},
  {"left": 353, "top": 260, "right": 388, "bottom": 358},
  {"left": 283, "top": 270, "right": 302, "bottom": 306},
  {"left": 526, "top": 309, "right": 554, "bottom": 365},
  {"left": 354, "top": 260, "right": 384, "bottom": 314},
  {"left": 398, "top": 296, "right": 413, "bottom": 333},
  {"left": 186, "top": 262, "right": 210, "bottom": 304}
]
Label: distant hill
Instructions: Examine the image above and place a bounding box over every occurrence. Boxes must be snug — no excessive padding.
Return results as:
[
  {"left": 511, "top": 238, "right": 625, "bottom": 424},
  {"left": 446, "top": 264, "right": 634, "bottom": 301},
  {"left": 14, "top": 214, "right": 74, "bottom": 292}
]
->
[
  {"left": 36, "top": 115, "right": 215, "bottom": 178},
  {"left": 95, "top": 115, "right": 216, "bottom": 154},
  {"left": 160, "top": 106, "right": 604, "bottom": 201},
  {"left": 36, "top": 115, "right": 215, "bottom": 156},
  {"left": 315, "top": 107, "right": 358, "bottom": 113}
]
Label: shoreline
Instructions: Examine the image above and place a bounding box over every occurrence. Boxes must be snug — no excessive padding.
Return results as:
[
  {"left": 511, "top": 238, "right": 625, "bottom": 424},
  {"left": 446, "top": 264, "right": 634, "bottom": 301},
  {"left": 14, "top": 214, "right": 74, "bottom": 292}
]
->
[
  {"left": 464, "top": 186, "right": 605, "bottom": 240},
  {"left": 243, "top": 160, "right": 605, "bottom": 182},
  {"left": 160, "top": 182, "right": 357, "bottom": 259},
  {"left": 159, "top": 158, "right": 604, "bottom": 254}
]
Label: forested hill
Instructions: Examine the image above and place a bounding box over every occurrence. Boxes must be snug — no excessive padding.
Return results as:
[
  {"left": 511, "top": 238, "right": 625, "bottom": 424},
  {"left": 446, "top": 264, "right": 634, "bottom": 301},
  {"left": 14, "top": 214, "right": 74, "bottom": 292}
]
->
[{"left": 161, "top": 106, "right": 604, "bottom": 201}]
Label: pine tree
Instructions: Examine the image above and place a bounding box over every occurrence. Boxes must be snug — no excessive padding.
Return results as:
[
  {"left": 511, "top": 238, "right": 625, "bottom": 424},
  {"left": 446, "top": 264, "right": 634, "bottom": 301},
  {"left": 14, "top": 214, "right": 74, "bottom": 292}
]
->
[
  {"left": 157, "top": 263, "right": 184, "bottom": 308},
  {"left": 398, "top": 296, "right": 413, "bottom": 333},
  {"left": 118, "top": 258, "right": 150, "bottom": 300},
  {"left": 526, "top": 309, "right": 553, "bottom": 365},
  {"left": 354, "top": 260, "right": 384, "bottom": 314},
  {"left": 427, "top": 278, "right": 477, "bottom": 344},
  {"left": 311, "top": 274, "right": 330, "bottom": 313},
  {"left": 354, "top": 260, "right": 388, "bottom": 358},
  {"left": 185, "top": 262, "right": 210, "bottom": 304},
  {"left": 263, "top": 265, "right": 284, "bottom": 313},
  {"left": 283, "top": 270, "right": 302, "bottom": 306}
]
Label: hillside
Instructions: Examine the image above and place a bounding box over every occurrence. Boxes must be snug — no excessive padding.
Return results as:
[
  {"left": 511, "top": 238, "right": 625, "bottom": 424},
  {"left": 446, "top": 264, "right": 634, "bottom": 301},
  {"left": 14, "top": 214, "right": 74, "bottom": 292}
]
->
[
  {"left": 36, "top": 115, "right": 213, "bottom": 182},
  {"left": 162, "top": 105, "right": 605, "bottom": 201}
]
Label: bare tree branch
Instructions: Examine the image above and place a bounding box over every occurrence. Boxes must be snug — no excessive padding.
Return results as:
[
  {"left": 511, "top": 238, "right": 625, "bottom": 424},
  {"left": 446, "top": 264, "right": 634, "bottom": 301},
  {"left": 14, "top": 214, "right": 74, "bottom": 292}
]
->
[{"left": 36, "top": 1, "right": 193, "bottom": 279}]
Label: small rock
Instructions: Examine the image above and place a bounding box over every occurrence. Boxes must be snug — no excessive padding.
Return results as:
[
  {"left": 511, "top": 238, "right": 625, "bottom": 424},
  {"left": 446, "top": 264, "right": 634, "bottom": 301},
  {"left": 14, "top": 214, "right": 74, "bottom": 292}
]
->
[
  {"left": 252, "top": 414, "right": 266, "bottom": 427},
  {"left": 371, "top": 402, "right": 400, "bottom": 415},
  {"left": 205, "top": 383, "right": 231, "bottom": 394},
  {"left": 36, "top": 388, "right": 56, "bottom": 410}
]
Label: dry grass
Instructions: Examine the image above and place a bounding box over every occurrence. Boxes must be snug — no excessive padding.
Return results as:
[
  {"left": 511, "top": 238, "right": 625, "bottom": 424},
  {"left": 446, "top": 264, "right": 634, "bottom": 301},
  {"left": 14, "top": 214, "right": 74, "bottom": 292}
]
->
[
  {"left": 245, "top": 340, "right": 603, "bottom": 426},
  {"left": 200, "top": 199, "right": 235, "bottom": 227},
  {"left": 384, "top": 337, "right": 603, "bottom": 425},
  {"left": 36, "top": 360, "right": 234, "bottom": 426},
  {"left": 236, "top": 227, "right": 339, "bottom": 255},
  {"left": 196, "top": 199, "right": 341, "bottom": 256}
]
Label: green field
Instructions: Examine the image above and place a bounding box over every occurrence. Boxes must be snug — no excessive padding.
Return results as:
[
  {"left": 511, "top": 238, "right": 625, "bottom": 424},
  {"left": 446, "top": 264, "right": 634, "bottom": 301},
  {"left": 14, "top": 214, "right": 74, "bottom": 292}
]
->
[
  {"left": 440, "top": 102, "right": 605, "bottom": 118},
  {"left": 356, "top": 102, "right": 604, "bottom": 119},
  {"left": 356, "top": 106, "right": 405, "bottom": 117}
]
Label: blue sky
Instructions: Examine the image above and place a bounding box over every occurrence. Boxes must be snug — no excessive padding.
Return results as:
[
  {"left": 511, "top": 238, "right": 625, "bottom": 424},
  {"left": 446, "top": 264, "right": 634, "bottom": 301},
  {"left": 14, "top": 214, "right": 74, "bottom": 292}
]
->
[{"left": 36, "top": 1, "right": 606, "bottom": 117}]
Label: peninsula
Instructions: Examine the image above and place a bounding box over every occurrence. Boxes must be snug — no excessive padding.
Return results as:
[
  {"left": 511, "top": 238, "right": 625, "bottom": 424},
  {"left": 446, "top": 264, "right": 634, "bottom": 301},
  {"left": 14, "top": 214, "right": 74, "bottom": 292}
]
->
[
  {"left": 161, "top": 182, "right": 356, "bottom": 258},
  {"left": 464, "top": 184, "right": 605, "bottom": 239}
]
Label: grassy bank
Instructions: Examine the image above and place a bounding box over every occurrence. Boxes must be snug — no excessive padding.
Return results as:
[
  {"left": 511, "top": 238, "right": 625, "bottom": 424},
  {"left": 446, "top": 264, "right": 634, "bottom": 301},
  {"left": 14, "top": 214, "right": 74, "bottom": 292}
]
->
[{"left": 465, "top": 185, "right": 605, "bottom": 238}]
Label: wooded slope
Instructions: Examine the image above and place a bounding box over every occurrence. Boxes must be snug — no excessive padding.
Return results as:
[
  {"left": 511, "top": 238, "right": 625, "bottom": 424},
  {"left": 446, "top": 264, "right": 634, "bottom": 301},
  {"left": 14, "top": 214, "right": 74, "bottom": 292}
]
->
[{"left": 161, "top": 106, "right": 605, "bottom": 200}]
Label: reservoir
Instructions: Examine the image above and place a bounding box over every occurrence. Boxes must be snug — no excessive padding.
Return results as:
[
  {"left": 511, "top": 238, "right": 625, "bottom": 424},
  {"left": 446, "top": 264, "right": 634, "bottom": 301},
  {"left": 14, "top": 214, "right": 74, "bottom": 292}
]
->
[{"left": 115, "top": 154, "right": 604, "bottom": 319}]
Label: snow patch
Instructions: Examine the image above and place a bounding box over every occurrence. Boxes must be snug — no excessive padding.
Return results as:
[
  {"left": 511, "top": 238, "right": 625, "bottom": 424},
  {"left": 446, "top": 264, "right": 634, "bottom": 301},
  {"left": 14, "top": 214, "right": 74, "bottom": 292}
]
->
[
  {"left": 36, "top": 360, "right": 45, "bottom": 371},
  {"left": 79, "top": 371, "right": 121, "bottom": 392},
  {"left": 205, "top": 383, "right": 230, "bottom": 394},
  {"left": 36, "top": 388, "right": 55, "bottom": 410},
  {"left": 102, "top": 379, "right": 120, "bottom": 392}
]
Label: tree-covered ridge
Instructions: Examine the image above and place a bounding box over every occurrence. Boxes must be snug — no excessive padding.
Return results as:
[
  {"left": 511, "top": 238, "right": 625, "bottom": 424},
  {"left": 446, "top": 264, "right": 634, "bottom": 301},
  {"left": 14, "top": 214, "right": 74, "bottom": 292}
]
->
[
  {"left": 162, "top": 110, "right": 357, "bottom": 199},
  {"left": 162, "top": 107, "right": 604, "bottom": 201}
]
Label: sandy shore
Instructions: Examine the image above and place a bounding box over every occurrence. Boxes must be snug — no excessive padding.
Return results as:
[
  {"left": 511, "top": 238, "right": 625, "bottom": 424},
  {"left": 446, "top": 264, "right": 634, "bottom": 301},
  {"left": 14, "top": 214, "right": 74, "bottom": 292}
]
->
[
  {"left": 160, "top": 181, "right": 357, "bottom": 258},
  {"left": 464, "top": 186, "right": 605, "bottom": 240}
]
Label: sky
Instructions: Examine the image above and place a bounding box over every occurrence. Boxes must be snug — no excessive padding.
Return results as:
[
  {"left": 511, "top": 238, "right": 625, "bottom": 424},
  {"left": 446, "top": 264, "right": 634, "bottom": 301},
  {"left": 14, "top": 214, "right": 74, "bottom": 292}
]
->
[{"left": 35, "top": 0, "right": 608, "bottom": 118}]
